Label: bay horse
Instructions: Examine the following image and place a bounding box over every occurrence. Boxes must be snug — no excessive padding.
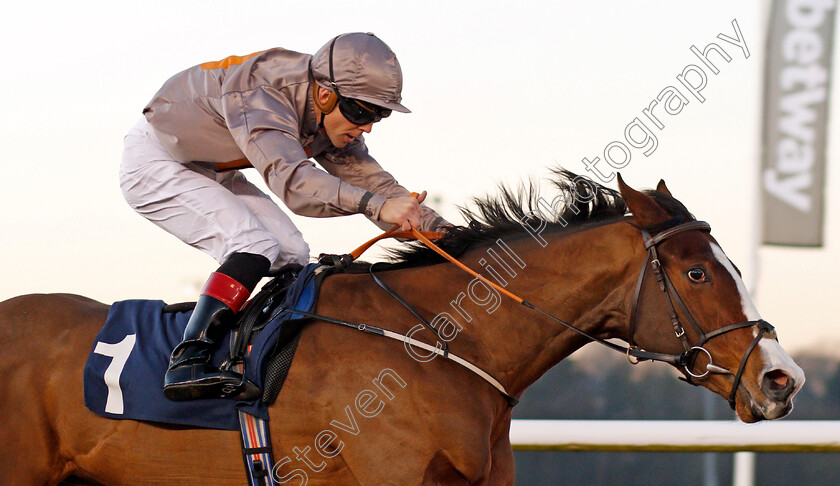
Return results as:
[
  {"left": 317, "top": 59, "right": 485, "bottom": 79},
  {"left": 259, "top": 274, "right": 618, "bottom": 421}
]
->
[{"left": 0, "top": 171, "right": 804, "bottom": 485}]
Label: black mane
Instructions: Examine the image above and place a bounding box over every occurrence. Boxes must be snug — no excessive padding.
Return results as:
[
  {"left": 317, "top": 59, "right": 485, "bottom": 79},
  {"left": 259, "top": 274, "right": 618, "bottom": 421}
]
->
[{"left": 385, "top": 168, "right": 694, "bottom": 268}]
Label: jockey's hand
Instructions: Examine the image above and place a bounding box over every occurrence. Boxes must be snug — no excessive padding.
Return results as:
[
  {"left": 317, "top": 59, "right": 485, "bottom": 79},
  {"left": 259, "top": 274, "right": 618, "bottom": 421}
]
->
[{"left": 379, "top": 191, "right": 427, "bottom": 230}]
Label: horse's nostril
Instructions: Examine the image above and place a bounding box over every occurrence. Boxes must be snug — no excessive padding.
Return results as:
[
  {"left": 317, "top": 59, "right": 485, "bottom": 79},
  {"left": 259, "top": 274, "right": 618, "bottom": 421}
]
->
[{"left": 764, "top": 369, "right": 790, "bottom": 391}]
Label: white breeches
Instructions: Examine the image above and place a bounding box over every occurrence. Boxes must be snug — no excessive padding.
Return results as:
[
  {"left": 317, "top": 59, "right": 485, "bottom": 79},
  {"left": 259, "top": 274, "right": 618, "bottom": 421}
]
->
[{"left": 120, "top": 118, "right": 310, "bottom": 271}]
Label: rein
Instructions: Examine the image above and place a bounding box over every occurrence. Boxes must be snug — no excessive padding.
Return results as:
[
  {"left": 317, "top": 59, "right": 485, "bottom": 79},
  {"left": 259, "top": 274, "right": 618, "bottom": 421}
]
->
[
  {"left": 306, "top": 216, "right": 774, "bottom": 410},
  {"left": 407, "top": 221, "right": 775, "bottom": 409}
]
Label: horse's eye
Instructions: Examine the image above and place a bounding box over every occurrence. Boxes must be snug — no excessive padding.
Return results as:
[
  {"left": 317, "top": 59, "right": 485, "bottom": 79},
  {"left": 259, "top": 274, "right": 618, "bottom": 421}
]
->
[{"left": 688, "top": 268, "right": 706, "bottom": 283}]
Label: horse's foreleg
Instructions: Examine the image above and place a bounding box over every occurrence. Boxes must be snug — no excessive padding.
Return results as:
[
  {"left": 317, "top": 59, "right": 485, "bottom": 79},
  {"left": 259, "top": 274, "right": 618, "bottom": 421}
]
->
[
  {"left": 482, "top": 432, "right": 514, "bottom": 486},
  {"left": 0, "top": 387, "right": 67, "bottom": 485}
]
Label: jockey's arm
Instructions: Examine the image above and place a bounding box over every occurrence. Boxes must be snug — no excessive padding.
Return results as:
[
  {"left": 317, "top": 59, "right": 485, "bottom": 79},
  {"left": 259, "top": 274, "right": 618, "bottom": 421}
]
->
[
  {"left": 250, "top": 133, "right": 373, "bottom": 219},
  {"left": 223, "top": 86, "right": 447, "bottom": 229},
  {"left": 223, "top": 86, "right": 376, "bottom": 219},
  {"left": 315, "top": 138, "right": 450, "bottom": 232}
]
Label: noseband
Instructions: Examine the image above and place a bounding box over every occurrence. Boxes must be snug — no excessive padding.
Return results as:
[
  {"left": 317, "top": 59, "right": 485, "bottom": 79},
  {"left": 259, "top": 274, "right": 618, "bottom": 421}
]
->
[{"left": 627, "top": 220, "right": 776, "bottom": 409}]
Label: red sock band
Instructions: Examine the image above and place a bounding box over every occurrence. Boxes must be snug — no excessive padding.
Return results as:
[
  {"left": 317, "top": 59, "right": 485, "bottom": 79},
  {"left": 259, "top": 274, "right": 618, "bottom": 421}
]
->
[{"left": 201, "top": 272, "right": 250, "bottom": 312}]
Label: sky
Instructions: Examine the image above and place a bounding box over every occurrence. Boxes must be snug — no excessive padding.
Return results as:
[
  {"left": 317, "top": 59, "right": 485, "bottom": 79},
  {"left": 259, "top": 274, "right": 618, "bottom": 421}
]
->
[{"left": 0, "top": 0, "right": 837, "bottom": 354}]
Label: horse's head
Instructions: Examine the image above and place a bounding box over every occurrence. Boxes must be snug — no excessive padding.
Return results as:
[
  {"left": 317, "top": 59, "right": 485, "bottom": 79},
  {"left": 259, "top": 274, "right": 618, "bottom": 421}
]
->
[{"left": 617, "top": 175, "right": 804, "bottom": 422}]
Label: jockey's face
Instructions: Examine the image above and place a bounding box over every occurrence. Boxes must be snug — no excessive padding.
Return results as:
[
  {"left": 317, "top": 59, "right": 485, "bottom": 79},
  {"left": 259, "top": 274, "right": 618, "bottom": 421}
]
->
[
  {"left": 322, "top": 106, "right": 374, "bottom": 148},
  {"left": 315, "top": 87, "right": 376, "bottom": 148}
]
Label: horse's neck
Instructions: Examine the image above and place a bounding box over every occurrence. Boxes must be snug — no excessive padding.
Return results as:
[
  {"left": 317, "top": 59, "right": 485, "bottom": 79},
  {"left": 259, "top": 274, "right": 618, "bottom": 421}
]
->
[
  {"left": 317, "top": 220, "right": 641, "bottom": 401},
  {"left": 431, "top": 221, "right": 642, "bottom": 397}
]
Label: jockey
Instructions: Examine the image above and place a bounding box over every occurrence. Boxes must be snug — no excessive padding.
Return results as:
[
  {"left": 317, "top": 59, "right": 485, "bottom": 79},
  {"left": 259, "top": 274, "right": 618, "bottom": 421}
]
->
[{"left": 120, "top": 33, "right": 450, "bottom": 402}]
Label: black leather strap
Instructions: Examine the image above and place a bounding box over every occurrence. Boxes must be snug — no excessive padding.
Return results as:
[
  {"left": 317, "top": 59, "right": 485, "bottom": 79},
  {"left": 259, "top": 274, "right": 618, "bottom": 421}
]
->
[
  {"left": 627, "top": 257, "right": 649, "bottom": 347},
  {"left": 645, "top": 221, "right": 711, "bottom": 248},
  {"left": 358, "top": 191, "right": 375, "bottom": 215},
  {"left": 369, "top": 263, "right": 450, "bottom": 358},
  {"left": 728, "top": 321, "right": 773, "bottom": 408}
]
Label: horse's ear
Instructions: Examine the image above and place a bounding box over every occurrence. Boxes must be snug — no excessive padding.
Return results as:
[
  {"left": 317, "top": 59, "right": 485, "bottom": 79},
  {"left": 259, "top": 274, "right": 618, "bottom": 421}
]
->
[
  {"left": 656, "top": 179, "right": 672, "bottom": 197},
  {"left": 617, "top": 173, "right": 671, "bottom": 227}
]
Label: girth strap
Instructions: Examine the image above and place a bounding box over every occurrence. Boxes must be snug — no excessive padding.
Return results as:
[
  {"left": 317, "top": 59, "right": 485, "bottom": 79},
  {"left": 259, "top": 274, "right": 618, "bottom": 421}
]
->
[
  {"left": 235, "top": 354, "right": 277, "bottom": 486},
  {"left": 238, "top": 410, "right": 276, "bottom": 486}
]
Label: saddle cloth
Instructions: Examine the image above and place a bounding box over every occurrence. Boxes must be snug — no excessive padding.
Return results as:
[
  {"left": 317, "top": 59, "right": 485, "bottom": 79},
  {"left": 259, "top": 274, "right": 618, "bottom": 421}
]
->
[{"left": 83, "top": 263, "right": 322, "bottom": 430}]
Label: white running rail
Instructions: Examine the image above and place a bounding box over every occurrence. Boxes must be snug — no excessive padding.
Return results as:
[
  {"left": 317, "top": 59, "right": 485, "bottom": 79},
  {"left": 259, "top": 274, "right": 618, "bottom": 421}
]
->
[{"left": 509, "top": 420, "right": 840, "bottom": 452}]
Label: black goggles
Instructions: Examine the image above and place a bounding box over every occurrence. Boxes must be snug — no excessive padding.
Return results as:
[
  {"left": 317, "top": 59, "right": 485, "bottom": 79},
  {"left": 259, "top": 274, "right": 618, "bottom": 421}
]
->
[{"left": 336, "top": 95, "right": 391, "bottom": 125}]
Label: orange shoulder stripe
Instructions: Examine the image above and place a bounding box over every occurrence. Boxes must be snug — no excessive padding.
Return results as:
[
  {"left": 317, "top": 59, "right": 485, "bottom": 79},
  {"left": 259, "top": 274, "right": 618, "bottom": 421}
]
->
[{"left": 200, "top": 49, "right": 269, "bottom": 70}]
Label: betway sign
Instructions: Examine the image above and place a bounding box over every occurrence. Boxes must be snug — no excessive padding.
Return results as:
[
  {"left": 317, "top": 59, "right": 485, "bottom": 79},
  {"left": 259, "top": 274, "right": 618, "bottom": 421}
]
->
[{"left": 762, "top": 0, "right": 835, "bottom": 246}]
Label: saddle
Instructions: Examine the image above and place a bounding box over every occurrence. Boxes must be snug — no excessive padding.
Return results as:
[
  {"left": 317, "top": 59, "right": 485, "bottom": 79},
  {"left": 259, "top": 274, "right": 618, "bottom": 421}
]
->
[
  {"left": 162, "top": 263, "right": 306, "bottom": 404},
  {"left": 83, "top": 261, "right": 336, "bottom": 430}
]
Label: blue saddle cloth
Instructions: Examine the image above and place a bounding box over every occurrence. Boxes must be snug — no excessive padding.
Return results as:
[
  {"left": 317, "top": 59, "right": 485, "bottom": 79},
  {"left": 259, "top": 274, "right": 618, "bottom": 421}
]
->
[{"left": 83, "top": 263, "right": 322, "bottom": 430}]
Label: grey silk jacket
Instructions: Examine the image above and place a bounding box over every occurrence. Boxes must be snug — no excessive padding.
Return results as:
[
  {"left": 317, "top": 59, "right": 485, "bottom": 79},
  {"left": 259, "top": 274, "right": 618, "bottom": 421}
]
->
[{"left": 142, "top": 48, "right": 446, "bottom": 231}]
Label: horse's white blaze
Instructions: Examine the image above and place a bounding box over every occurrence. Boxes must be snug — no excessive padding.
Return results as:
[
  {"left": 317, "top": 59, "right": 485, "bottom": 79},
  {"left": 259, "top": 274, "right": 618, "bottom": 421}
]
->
[
  {"left": 709, "top": 244, "right": 760, "bottom": 321},
  {"left": 709, "top": 243, "right": 805, "bottom": 406}
]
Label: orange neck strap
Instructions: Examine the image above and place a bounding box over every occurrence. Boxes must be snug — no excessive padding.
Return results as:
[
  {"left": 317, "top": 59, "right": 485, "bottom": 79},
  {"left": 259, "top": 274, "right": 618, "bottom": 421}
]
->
[
  {"left": 348, "top": 191, "right": 522, "bottom": 303},
  {"left": 348, "top": 225, "right": 523, "bottom": 305},
  {"left": 349, "top": 225, "right": 445, "bottom": 260},
  {"left": 406, "top": 228, "right": 524, "bottom": 304}
]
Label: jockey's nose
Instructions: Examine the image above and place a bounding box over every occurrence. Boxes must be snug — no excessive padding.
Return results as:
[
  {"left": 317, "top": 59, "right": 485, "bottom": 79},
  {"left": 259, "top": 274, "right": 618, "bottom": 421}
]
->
[{"left": 359, "top": 122, "right": 373, "bottom": 133}]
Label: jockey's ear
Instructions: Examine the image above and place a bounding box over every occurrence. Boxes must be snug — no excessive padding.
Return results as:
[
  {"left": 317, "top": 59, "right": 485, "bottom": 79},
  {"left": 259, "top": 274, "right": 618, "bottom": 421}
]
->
[
  {"left": 313, "top": 84, "right": 338, "bottom": 114},
  {"left": 656, "top": 179, "right": 672, "bottom": 197},
  {"left": 617, "top": 173, "right": 670, "bottom": 227}
]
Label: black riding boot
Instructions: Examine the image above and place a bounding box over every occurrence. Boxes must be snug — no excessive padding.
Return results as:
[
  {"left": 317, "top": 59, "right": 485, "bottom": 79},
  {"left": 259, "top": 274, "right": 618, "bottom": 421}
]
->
[{"left": 163, "top": 266, "right": 265, "bottom": 401}]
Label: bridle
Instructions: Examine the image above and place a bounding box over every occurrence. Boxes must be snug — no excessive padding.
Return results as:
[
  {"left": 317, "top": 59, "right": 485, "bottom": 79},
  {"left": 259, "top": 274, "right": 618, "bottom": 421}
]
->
[
  {"left": 397, "top": 218, "right": 778, "bottom": 410},
  {"left": 290, "top": 218, "right": 776, "bottom": 410},
  {"left": 626, "top": 220, "right": 776, "bottom": 409}
]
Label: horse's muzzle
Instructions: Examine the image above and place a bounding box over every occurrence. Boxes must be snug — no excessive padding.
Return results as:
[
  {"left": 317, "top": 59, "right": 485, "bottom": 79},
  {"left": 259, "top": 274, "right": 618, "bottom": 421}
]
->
[{"left": 740, "top": 362, "right": 805, "bottom": 422}]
